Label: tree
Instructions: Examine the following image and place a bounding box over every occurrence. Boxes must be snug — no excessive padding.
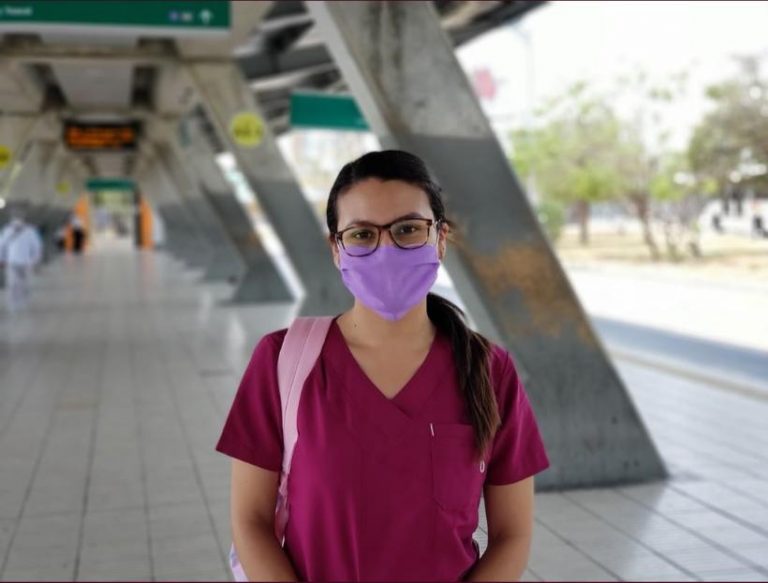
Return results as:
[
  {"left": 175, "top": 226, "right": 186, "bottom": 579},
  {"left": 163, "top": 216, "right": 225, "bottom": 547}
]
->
[
  {"left": 649, "top": 153, "right": 716, "bottom": 259},
  {"left": 609, "top": 69, "right": 698, "bottom": 260},
  {"left": 511, "top": 81, "right": 624, "bottom": 245},
  {"left": 689, "top": 56, "right": 768, "bottom": 204}
]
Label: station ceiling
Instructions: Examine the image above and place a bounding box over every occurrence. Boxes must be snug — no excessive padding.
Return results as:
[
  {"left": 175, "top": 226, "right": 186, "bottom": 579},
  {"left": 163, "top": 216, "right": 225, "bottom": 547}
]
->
[{"left": 0, "top": 1, "right": 543, "bottom": 177}]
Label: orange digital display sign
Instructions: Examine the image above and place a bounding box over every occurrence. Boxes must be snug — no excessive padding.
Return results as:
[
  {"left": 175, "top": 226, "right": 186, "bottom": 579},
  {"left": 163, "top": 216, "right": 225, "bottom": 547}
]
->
[{"left": 64, "top": 122, "right": 140, "bottom": 151}]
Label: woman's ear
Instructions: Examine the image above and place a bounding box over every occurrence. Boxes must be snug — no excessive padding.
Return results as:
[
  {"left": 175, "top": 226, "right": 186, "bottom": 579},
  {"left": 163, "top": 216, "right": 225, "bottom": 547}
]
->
[
  {"left": 329, "top": 236, "right": 341, "bottom": 269},
  {"left": 437, "top": 222, "right": 448, "bottom": 261}
]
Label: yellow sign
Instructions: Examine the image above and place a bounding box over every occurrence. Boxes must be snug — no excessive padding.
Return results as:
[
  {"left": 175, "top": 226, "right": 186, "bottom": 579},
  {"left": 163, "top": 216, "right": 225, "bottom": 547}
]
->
[
  {"left": 56, "top": 181, "right": 71, "bottom": 196},
  {"left": 0, "top": 145, "right": 12, "bottom": 169},
  {"left": 229, "top": 112, "right": 265, "bottom": 147}
]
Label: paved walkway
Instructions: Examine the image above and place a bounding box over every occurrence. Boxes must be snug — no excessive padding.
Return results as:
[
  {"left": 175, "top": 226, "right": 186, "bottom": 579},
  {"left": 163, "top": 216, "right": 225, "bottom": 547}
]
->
[{"left": 1, "top": 240, "right": 767, "bottom": 581}]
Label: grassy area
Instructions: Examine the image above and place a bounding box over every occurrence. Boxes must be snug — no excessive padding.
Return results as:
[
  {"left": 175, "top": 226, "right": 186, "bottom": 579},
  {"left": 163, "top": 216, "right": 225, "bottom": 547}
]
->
[{"left": 554, "top": 226, "right": 768, "bottom": 283}]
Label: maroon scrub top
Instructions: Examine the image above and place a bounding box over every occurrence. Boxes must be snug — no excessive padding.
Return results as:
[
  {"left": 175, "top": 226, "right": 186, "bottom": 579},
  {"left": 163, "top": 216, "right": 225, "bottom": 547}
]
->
[{"left": 216, "top": 319, "right": 550, "bottom": 581}]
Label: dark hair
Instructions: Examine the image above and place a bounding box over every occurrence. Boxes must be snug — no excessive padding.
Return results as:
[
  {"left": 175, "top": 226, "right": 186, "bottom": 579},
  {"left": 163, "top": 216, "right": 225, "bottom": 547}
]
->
[{"left": 326, "top": 150, "right": 500, "bottom": 456}]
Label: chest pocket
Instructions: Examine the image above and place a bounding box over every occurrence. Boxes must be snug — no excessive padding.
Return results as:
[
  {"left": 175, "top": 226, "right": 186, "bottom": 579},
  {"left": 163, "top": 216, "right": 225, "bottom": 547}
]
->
[{"left": 430, "top": 423, "right": 487, "bottom": 513}]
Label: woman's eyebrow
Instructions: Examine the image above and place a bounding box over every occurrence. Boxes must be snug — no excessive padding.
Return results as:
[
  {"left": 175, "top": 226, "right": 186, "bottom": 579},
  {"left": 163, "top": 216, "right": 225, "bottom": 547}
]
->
[{"left": 344, "top": 212, "right": 427, "bottom": 227}]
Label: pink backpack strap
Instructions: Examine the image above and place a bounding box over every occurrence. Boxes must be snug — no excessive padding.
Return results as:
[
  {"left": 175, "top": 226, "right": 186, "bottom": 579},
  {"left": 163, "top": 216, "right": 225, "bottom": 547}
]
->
[
  {"left": 274, "top": 316, "right": 334, "bottom": 541},
  {"left": 229, "top": 316, "right": 334, "bottom": 581}
]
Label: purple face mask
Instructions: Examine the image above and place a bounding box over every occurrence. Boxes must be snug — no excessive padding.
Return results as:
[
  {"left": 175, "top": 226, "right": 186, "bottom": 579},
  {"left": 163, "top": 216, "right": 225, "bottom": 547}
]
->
[{"left": 338, "top": 244, "right": 440, "bottom": 321}]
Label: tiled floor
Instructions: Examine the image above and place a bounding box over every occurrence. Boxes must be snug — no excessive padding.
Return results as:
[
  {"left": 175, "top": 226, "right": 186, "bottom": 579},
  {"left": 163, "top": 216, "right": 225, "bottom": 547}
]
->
[{"left": 1, "top": 241, "right": 767, "bottom": 581}]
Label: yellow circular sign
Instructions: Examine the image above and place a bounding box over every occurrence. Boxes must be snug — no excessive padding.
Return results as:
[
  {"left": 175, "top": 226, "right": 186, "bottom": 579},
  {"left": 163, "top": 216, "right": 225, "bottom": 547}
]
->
[
  {"left": 229, "top": 112, "right": 265, "bottom": 148},
  {"left": 0, "top": 145, "right": 12, "bottom": 169},
  {"left": 56, "top": 181, "right": 71, "bottom": 195}
]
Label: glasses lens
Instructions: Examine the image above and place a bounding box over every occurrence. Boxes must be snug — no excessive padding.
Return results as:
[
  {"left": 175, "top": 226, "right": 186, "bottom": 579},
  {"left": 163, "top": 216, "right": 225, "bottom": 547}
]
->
[
  {"left": 341, "top": 227, "right": 379, "bottom": 256},
  {"left": 391, "top": 219, "right": 430, "bottom": 249}
]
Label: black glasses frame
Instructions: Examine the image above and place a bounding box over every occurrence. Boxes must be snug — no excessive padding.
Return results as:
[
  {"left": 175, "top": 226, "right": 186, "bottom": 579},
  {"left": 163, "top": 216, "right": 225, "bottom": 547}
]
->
[{"left": 335, "top": 218, "right": 442, "bottom": 257}]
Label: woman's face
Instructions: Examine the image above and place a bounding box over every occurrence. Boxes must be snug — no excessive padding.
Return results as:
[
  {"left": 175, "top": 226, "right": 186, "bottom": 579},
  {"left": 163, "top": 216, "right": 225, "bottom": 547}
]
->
[{"left": 330, "top": 178, "right": 447, "bottom": 268}]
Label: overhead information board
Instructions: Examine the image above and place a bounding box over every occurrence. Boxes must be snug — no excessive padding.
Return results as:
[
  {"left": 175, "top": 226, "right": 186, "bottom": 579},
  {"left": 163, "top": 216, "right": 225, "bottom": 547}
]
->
[
  {"left": 0, "top": 1, "right": 230, "bottom": 36},
  {"left": 64, "top": 122, "right": 140, "bottom": 152},
  {"left": 86, "top": 178, "right": 136, "bottom": 191},
  {"left": 290, "top": 92, "right": 370, "bottom": 132}
]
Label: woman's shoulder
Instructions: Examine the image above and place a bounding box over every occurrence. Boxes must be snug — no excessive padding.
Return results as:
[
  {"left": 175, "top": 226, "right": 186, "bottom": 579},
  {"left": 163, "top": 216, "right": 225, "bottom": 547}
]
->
[
  {"left": 487, "top": 341, "right": 516, "bottom": 376},
  {"left": 486, "top": 341, "right": 524, "bottom": 401},
  {"left": 248, "top": 328, "right": 289, "bottom": 365}
]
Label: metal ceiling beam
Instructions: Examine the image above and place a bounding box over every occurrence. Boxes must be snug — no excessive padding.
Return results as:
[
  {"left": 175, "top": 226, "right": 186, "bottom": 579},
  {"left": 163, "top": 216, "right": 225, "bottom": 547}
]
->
[{"left": 237, "top": 43, "right": 332, "bottom": 81}]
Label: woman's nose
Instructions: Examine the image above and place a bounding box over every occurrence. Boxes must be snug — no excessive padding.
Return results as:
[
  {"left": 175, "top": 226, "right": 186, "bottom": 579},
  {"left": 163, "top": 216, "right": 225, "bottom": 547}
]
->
[{"left": 379, "top": 229, "right": 396, "bottom": 246}]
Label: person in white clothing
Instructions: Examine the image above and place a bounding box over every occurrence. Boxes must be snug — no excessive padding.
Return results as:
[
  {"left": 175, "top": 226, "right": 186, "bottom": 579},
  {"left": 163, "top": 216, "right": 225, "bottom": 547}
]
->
[{"left": 0, "top": 208, "right": 43, "bottom": 312}]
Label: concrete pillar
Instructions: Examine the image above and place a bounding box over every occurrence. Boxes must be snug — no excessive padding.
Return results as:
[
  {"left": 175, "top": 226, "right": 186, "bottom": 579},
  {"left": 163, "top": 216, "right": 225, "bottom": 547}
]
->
[
  {"left": 158, "top": 141, "right": 245, "bottom": 283},
  {"left": 40, "top": 145, "right": 89, "bottom": 260},
  {"left": 0, "top": 114, "right": 40, "bottom": 199},
  {"left": 176, "top": 116, "right": 292, "bottom": 303},
  {"left": 187, "top": 62, "right": 350, "bottom": 316},
  {"left": 141, "top": 155, "right": 211, "bottom": 270},
  {"left": 308, "top": 1, "right": 666, "bottom": 490}
]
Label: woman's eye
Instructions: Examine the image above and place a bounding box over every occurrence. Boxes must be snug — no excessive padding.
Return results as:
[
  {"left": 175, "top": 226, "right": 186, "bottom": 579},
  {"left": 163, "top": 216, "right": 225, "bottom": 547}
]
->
[
  {"left": 351, "top": 229, "right": 373, "bottom": 240},
  {"left": 395, "top": 222, "right": 423, "bottom": 235}
]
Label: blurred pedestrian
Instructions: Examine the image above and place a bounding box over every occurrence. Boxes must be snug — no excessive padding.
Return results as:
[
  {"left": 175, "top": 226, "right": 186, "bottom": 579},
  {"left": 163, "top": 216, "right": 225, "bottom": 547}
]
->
[
  {"left": 0, "top": 207, "right": 43, "bottom": 312},
  {"left": 70, "top": 213, "right": 86, "bottom": 253}
]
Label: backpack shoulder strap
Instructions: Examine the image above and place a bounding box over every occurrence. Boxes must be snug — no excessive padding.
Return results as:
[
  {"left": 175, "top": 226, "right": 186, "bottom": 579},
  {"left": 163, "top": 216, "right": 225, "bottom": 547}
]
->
[
  {"left": 277, "top": 316, "right": 334, "bottom": 451},
  {"left": 273, "top": 316, "right": 334, "bottom": 540},
  {"left": 229, "top": 317, "right": 334, "bottom": 579}
]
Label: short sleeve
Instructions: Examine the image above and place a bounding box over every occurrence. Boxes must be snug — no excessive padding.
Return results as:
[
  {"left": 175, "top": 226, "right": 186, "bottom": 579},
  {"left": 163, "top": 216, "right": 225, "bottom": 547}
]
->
[
  {"left": 486, "top": 347, "right": 550, "bottom": 486},
  {"left": 215, "top": 330, "right": 287, "bottom": 472}
]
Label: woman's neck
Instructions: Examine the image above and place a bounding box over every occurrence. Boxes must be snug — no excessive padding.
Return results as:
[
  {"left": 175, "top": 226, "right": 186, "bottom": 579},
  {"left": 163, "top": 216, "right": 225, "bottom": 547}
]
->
[{"left": 338, "top": 299, "right": 435, "bottom": 350}]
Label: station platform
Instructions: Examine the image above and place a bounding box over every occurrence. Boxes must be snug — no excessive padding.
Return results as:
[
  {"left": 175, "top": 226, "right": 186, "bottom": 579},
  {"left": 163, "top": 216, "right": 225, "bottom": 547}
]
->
[{"left": 1, "top": 240, "right": 767, "bottom": 582}]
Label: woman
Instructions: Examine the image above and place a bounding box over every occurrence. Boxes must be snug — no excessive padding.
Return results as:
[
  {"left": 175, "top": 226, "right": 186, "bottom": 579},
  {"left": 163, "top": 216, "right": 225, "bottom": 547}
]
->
[{"left": 216, "top": 150, "right": 550, "bottom": 581}]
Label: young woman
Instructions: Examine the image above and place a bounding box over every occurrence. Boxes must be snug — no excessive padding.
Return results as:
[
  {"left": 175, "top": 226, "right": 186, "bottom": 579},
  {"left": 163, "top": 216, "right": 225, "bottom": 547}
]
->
[{"left": 216, "top": 150, "right": 550, "bottom": 581}]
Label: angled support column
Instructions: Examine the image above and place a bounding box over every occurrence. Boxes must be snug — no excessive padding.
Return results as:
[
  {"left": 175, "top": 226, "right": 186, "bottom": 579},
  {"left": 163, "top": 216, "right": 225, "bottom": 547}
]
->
[
  {"left": 309, "top": 1, "right": 666, "bottom": 490},
  {"left": 159, "top": 141, "right": 244, "bottom": 283},
  {"left": 177, "top": 116, "right": 292, "bottom": 303},
  {"left": 0, "top": 114, "right": 41, "bottom": 200},
  {"left": 187, "top": 62, "right": 350, "bottom": 316},
  {"left": 140, "top": 148, "right": 212, "bottom": 269}
]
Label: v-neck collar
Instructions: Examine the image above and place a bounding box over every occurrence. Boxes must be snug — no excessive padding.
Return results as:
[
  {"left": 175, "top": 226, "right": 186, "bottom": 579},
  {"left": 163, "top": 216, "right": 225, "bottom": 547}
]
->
[{"left": 326, "top": 318, "right": 450, "bottom": 440}]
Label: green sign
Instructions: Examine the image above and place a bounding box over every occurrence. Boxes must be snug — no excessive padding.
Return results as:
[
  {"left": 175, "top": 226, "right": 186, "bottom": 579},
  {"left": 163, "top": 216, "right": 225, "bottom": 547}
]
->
[
  {"left": 0, "top": 1, "right": 229, "bottom": 32},
  {"left": 86, "top": 178, "right": 136, "bottom": 192},
  {"left": 290, "top": 92, "right": 369, "bottom": 132}
]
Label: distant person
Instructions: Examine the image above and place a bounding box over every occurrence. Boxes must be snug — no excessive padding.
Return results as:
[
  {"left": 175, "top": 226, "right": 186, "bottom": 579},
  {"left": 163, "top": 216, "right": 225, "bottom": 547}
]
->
[
  {"left": 54, "top": 225, "right": 67, "bottom": 252},
  {"left": 217, "top": 151, "right": 550, "bottom": 582},
  {"left": 751, "top": 199, "right": 766, "bottom": 238},
  {"left": 70, "top": 214, "right": 86, "bottom": 253},
  {"left": 712, "top": 214, "right": 723, "bottom": 233},
  {"left": 0, "top": 208, "right": 43, "bottom": 312}
]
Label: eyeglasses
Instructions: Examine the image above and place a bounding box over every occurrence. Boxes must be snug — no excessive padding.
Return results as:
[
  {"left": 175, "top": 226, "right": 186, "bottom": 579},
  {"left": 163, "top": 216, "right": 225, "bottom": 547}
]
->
[{"left": 335, "top": 218, "right": 441, "bottom": 257}]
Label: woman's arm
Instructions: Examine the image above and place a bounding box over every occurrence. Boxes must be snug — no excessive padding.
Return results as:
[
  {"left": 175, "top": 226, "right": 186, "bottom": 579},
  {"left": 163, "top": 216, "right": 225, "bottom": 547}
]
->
[
  {"left": 465, "top": 477, "right": 536, "bottom": 582},
  {"left": 231, "top": 459, "right": 298, "bottom": 582}
]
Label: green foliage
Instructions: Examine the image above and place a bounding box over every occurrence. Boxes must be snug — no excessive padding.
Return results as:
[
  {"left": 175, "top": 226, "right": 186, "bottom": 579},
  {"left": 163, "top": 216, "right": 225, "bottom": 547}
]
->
[
  {"left": 508, "top": 58, "right": 766, "bottom": 260},
  {"left": 535, "top": 199, "right": 566, "bottom": 242},
  {"left": 510, "top": 81, "right": 624, "bottom": 208},
  {"left": 689, "top": 56, "right": 768, "bottom": 194}
]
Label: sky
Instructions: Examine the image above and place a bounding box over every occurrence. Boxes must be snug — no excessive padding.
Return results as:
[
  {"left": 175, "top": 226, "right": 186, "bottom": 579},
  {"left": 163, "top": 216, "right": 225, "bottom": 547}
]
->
[{"left": 457, "top": 1, "right": 768, "bottom": 151}]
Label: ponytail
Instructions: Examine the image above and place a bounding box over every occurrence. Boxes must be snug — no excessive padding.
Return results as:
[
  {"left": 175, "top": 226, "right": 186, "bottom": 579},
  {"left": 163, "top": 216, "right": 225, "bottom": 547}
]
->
[{"left": 427, "top": 293, "right": 500, "bottom": 457}]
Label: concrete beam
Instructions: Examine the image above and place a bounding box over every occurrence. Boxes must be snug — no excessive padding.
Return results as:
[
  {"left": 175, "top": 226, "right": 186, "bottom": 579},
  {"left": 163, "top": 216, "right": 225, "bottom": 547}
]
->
[
  {"left": 138, "top": 145, "right": 214, "bottom": 270},
  {"left": 308, "top": 1, "right": 666, "bottom": 490},
  {"left": 158, "top": 141, "right": 245, "bottom": 282},
  {"left": 187, "top": 61, "right": 350, "bottom": 316},
  {"left": 177, "top": 116, "right": 292, "bottom": 303}
]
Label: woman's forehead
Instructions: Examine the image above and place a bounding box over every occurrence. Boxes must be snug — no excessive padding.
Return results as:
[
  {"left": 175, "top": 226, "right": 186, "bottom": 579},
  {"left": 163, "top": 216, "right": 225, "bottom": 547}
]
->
[{"left": 337, "top": 179, "right": 432, "bottom": 224}]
